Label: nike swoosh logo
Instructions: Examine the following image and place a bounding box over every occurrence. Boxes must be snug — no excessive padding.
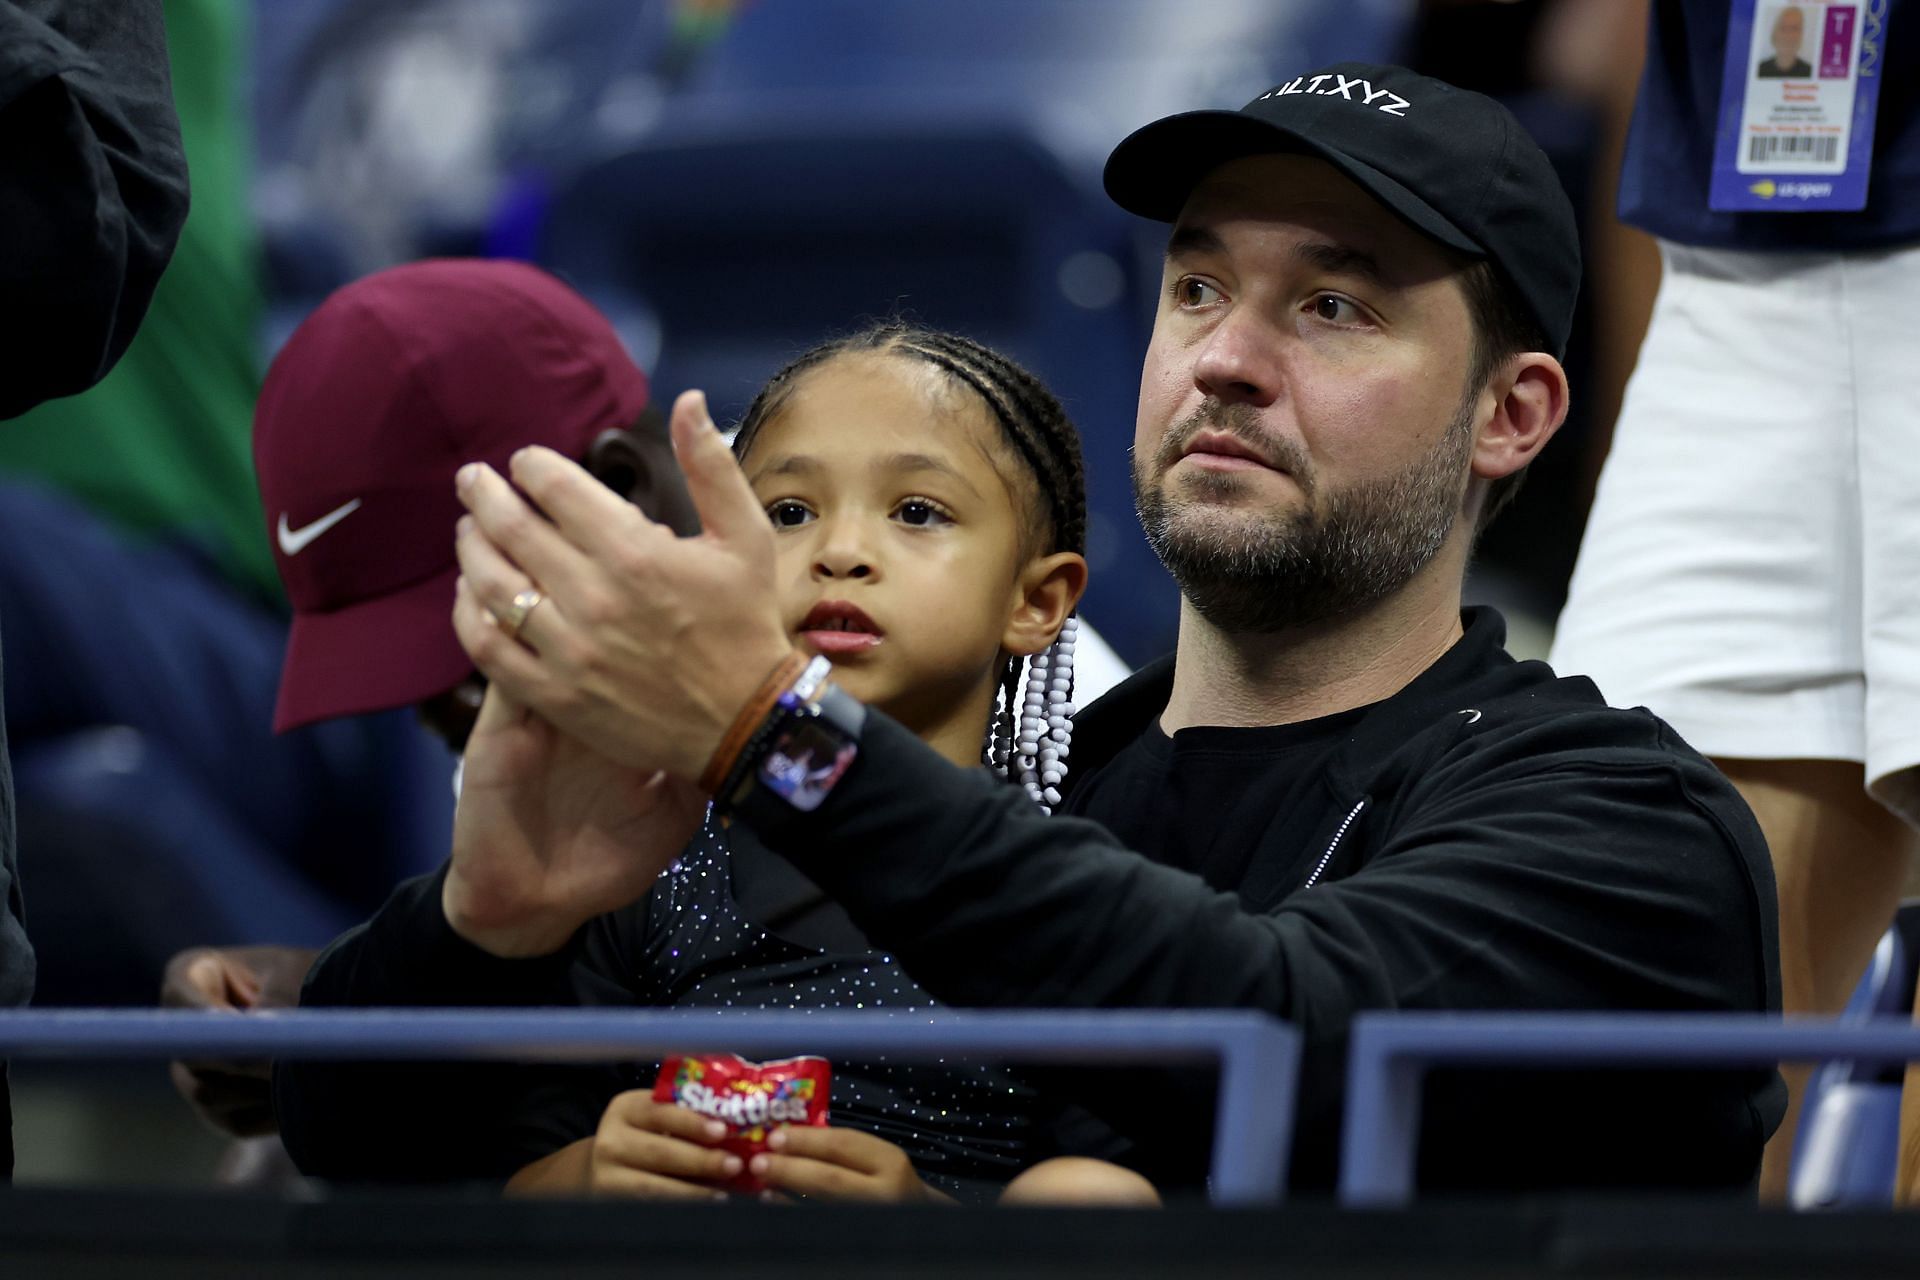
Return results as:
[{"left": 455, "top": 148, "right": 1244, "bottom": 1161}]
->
[{"left": 278, "top": 498, "right": 363, "bottom": 556}]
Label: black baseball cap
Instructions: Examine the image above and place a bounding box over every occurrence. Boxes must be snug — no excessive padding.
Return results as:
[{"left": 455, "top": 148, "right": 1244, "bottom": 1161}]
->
[{"left": 1104, "top": 62, "right": 1580, "bottom": 359}]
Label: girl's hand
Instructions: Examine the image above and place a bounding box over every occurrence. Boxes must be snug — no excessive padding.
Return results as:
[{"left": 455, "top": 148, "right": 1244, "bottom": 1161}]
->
[
  {"left": 750, "top": 1125, "right": 949, "bottom": 1204},
  {"left": 587, "top": 1092, "right": 743, "bottom": 1200},
  {"left": 508, "top": 1093, "right": 740, "bottom": 1200},
  {"left": 442, "top": 683, "right": 706, "bottom": 957}
]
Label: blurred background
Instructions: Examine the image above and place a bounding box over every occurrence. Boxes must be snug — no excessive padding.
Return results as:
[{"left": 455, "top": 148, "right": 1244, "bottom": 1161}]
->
[{"left": 0, "top": 0, "right": 1656, "bottom": 1185}]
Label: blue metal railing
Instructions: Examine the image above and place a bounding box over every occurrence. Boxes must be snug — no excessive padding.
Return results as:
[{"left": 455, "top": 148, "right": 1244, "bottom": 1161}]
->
[
  {"left": 1339, "top": 1013, "right": 1920, "bottom": 1206},
  {"left": 0, "top": 1007, "right": 1300, "bottom": 1206}
]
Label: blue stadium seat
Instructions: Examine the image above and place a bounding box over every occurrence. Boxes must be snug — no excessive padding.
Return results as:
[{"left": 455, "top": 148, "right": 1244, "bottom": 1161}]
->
[
  {"left": 672, "top": 0, "right": 1410, "bottom": 171},
  {"left": 1790, "top": 901, "right": 1920, "bottom": 1209}
]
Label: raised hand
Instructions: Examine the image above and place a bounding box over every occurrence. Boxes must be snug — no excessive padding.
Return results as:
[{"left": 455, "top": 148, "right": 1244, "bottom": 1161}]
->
[
  {"left": 441, "top": 682, "right": 706, "bottom": 958},
  {"left": 451, "top": 390, "right": 794, "bottom": 782}
]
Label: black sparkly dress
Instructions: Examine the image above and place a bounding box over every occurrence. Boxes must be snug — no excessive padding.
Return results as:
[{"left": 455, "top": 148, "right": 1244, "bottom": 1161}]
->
[
  {"left": 554, "top": 815, "right": 1060, "bottom": 1201},
  {"left": 277, "top": 814, "right": 1096, "bottom": 1203}
]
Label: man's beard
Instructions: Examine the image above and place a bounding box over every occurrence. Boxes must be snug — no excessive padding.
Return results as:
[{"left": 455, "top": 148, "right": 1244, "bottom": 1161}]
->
[{"left": 1133, "top": 394, "right": 1476, "bottom": 635}]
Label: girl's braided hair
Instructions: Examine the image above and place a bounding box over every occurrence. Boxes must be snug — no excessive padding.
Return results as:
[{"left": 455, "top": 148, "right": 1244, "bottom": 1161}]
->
[{"left": 732, "top": 321, "right": 1087, "bottom": 809}]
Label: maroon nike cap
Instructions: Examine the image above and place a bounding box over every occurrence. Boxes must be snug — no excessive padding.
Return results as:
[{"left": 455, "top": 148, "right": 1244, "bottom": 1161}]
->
[{"left": 254, "top": 259, "right": 649, "bottom": 732}]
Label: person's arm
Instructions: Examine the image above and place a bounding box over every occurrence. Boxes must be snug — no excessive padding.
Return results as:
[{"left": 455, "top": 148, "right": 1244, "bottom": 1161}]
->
[
  {"left": 0, "top": 0, "right": 190, "bottom": 419},
  {"left": 445, "top": 403, "right": 1780, "bottom": 1180},
  {"left": 742, "top": 709, "right": 1779, "bottom": 1183},
  {"left": 271, "top": 866, "right": 595, "bottom": 1183},
  {"left": 744, "top": 712, "right": 1774, "bottom": 1021},
  {"left": 275, "top": 679, "right": 706, "bottom": 1183}
]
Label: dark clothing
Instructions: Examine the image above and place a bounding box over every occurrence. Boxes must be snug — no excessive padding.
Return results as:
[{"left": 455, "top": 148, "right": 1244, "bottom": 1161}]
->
[
  {"left": 1756, "top": 56, "right": 1813, "bottom": 78},
  {"left": 736, "top": 608, "right": 1785, "bottom": 1194},
  {"left": 1071, "top": 709, "right": 1366, "bottom": 897},
  {"left": 275, "top": 819, "right": 1065, "bottom": 1201},
  {"left": 0, "top": 0, "right": 190, "bottom": 421},
  {"left": 1622, "top": 0, "right": 1920, "bottom": 250},
  {"left": 0, "top": 0, "right": 189, "bottom": 1180}
]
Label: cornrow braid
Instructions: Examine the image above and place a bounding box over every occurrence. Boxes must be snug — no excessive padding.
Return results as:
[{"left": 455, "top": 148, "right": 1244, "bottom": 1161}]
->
[{"left": 732, "top": 321, "right": 1088, "bottom": 811}]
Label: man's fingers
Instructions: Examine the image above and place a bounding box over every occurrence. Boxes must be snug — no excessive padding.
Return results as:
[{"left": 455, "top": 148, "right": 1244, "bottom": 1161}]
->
[
  {"left": 161, "top": 949, "right": 235, "bottom": 1010},
  {"left": 170, "top": 1062, "right": 277, "bottom": 1138},
  {"left": 454, "top": 514, "right": 573, "bottom": 655},
  {"left": 455, "top": 461, "right": 597, "bottom": 606},
  {"left": 670, "top": 390, "right": 771, "bottom": 548},
  {"left": 454, "top": 576, "right": 570, "bottom": 703},
  {"left": 470, "top": 678, "right": 530, "bottom": 738},
  {"left": 223, "top": 946, "right": 318, "bottom": 1007},
  {"left": 505, "top": 446, "right": 664, "bottom": 564}
]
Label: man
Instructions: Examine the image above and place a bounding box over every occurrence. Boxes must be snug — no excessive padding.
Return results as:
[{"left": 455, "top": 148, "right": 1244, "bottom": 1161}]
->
[
  {"left": 165, "top": 259, "right": 698, "bottom": 1160},
  {"left": 1, "top": 0, "right": 190, "bottom": 1178},
  {"left": 1757, "top": 6, "right": 1812, "bottom": 78},
  {"left": 448, "top": 63, "right": 1783, "bottom": 1193}
]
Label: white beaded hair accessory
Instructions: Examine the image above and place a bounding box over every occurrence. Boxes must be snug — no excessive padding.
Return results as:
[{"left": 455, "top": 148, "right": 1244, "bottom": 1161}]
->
[{"left": 1007, "top": 615, "right": 1078, "bottom": 812}]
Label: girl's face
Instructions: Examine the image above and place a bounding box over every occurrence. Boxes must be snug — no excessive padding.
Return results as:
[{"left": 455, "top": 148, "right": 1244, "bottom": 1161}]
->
[{"left": 741, "top": 353, "right": 1038, "bottom": 747}]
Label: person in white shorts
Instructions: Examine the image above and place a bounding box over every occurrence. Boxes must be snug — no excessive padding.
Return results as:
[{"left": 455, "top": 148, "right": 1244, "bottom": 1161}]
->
[{"left": 1552, "top": 0, "right": 1920, "bottom": 1200}]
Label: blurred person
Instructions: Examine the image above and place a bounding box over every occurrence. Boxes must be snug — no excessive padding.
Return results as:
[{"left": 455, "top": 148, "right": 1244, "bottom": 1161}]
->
[
  {"left": 0, "top": 0, "right": 190, "bottom": 1179},
  {"left": 446, "top": 62, "right": 1783, "bottom": 1196},
  {"left": 164, "top": 258, "right": 697, "bottom": 1163},
  {"left": 1550, "top": 0, "right": 1920, "bottom": 1200},
  {"left": 276, "top": 321, "right": 1155, "bottom": 1207},
  {"left": 0, "top": 0, "right": 451, "bottom": 1015}
]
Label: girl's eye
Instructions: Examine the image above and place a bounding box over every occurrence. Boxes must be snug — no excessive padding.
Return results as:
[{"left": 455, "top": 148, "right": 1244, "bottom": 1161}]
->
[
  {"left": 1310, "top": 293, "right": 1363, "bottom": 325},
  {"left": 894, "top": 498, "right": 952, "bottom": 528},
  {"left": 1175, "top": 277, "right": 1223, "bottom": 308},
  {"left": 766, "top": 500, "right": 814, "bottom": 528}
]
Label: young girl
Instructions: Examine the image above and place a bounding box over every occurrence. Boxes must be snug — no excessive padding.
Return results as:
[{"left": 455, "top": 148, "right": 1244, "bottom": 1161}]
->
[{"left": 277, "top": 323, "right": 1153, "bottom": 1205}]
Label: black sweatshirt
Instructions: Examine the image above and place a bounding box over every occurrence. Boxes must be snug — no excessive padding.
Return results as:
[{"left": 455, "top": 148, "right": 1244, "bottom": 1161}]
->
[
  {"left": 0, "top": 0, "right": 189, "bottom": 1180},
  {"left": 732, "top": 608, "right": 1786, "bottom": 1194},
  {"left": 0, "top": 0, "right": 189, "bottom": 421},
  {"left": 278, "top": 609, "right": 1782, "bottom": 1196}
]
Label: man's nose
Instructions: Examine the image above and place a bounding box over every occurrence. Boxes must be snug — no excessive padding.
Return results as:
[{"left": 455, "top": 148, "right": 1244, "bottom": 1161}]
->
[{"left": 1191, "top": 311, "right": 1283, "bottom": 408}]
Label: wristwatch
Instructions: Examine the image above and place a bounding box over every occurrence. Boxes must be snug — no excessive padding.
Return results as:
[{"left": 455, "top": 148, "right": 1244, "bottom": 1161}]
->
[{"left": 720, "top": 656, "right": 866, "bottom": 814}]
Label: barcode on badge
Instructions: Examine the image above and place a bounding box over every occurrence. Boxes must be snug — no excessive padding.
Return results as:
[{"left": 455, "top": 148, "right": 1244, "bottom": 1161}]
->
[{"left": 1748, "top": 135, "right": 1840, "bottom": 163}]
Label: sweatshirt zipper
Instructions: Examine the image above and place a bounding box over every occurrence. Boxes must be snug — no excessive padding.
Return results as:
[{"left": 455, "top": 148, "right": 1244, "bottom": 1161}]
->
[{"left": 1303, "top": 798, "right": 1368, "bottom": 889}]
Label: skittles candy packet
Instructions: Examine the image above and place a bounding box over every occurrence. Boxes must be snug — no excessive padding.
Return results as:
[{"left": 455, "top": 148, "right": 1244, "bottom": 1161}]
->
[{"left": 653, "top": 1054, "right": 832, "bottom": 1193}]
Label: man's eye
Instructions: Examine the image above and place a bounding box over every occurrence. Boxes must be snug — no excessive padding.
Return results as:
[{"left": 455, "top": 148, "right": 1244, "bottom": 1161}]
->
[
  {"left": 894, "top": 499, "right": 951, "bottom": 527},
  {"left": 1311, "top": 294, "right": 1362, "bottom": 324},
  {"left": 766, "top": 500, "right": 814, "bottom": 528},
  {"left": 1175, "top": 278, "right": 1223, "bottom": 308}
]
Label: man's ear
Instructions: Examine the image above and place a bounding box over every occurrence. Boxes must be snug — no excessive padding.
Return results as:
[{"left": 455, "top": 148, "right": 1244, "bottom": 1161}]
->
[
  {"left": 586, "top": 425, "right": 702, "bottom": 536},
  {"left": 1470, "top": 352, "right": 1569, "bottom": 485},
  {"left": 1002, "top": 551, "right": 1090, "bottom": 658}
]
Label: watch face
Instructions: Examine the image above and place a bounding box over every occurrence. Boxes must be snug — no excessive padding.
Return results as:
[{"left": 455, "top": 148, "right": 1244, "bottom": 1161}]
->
[{"left": 759, "top": 719, "right": 858, "bottom": 812}]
